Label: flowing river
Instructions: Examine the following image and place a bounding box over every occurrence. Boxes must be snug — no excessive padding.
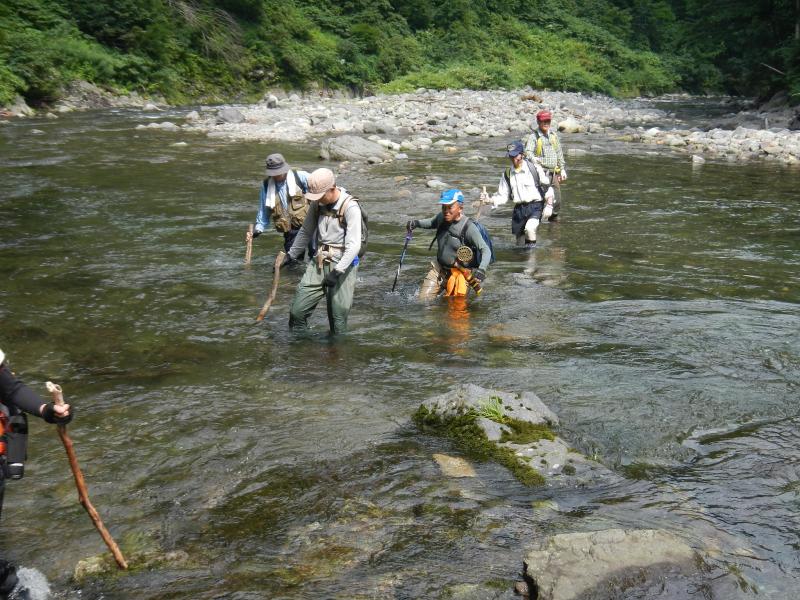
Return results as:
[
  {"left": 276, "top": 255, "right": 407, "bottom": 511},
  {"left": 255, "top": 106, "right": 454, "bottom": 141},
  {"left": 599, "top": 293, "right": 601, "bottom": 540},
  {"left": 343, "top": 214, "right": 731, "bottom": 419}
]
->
[{"left": 1, "top": 103, "right": 799, "bottom": 599}]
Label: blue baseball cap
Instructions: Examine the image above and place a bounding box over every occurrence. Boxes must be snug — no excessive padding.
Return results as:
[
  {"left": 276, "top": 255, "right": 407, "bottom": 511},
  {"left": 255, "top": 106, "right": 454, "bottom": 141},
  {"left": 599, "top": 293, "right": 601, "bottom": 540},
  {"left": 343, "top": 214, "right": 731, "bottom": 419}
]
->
[
  {"left": 506, "top": 140, "right": 524, "bottom": 157},
  {"left": 439, "top": 189, "right": 465, "bottom": 205}
]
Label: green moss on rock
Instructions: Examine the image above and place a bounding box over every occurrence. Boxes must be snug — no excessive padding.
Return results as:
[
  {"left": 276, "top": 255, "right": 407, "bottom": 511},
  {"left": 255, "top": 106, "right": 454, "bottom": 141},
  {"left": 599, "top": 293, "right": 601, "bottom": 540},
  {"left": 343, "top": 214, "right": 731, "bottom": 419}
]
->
[{"left": 413, "top": 405, "right": 545, "bottom": 486}]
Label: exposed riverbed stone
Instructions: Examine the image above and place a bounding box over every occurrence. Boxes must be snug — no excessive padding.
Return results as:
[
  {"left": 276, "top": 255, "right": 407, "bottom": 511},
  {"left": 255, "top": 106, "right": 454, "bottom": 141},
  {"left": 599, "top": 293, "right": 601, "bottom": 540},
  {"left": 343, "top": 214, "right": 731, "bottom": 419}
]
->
[
  {"left": 414, "top": 385, "right": 615, "bottom": 486},
  {"left": 524, "top": 529, "right": 704, "bottom": 600},
  {"left": 320, "top": 135, "right": 393, "bottom": 162}
]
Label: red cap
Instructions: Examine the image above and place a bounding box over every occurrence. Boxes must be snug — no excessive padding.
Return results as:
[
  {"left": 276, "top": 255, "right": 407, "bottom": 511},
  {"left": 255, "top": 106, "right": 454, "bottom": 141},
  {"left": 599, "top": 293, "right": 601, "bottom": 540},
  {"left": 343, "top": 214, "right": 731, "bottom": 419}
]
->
[{"left": 536, "top": 110, "right": 552, "bottom": 122}]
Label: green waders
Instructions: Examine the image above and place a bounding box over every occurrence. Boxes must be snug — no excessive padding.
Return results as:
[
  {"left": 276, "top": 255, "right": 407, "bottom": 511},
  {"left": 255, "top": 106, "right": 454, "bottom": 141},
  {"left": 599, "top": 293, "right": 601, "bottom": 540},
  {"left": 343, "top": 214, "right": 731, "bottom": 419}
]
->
[{"left": 289, "top": 260, "right": 358, "bottom": 334}]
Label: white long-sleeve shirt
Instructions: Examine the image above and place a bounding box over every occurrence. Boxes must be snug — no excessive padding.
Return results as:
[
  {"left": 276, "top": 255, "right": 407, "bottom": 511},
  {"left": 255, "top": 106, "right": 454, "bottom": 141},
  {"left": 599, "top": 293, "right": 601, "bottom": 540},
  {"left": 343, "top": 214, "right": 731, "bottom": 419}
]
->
[{"left": 491, "top": 160, "right": 553, "bottom": 207}]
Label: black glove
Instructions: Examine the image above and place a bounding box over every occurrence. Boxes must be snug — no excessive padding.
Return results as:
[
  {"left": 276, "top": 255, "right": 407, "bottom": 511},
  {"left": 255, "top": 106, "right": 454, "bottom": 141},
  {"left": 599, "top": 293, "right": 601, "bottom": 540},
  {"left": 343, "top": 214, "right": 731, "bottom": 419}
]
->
[
  {"left": 406, "top": 219, "right": 419, "bottom": 231},
  {"left": 42, "top": 403, "right": 74, "bottom": 425},
  {"left": 277, "top": 255, "right": 295, "bottom": 271},
  {"left": 323, "top": 269, "right": 341, "bottom": 287},
  {"left": 473, "top": 268, "right": 486, "bottom": 282},
  {"left": 251, "top": 228, "right": 261, "bottom": 238}
]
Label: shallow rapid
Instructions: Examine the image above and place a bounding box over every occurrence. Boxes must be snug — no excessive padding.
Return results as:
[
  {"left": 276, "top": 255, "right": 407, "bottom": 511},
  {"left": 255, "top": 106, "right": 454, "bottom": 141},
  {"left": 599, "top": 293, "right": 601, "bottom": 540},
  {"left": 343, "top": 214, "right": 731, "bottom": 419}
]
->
[{"left": 0, "top": 104, "right": 798, "bottom": 598}]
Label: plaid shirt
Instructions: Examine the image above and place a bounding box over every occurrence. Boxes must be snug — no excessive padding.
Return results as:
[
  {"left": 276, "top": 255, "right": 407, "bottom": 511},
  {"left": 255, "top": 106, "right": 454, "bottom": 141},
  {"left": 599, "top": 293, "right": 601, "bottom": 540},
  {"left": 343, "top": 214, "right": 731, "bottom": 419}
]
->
[{"left": 524, "top": 129, "right": 566, "bottom": 173}]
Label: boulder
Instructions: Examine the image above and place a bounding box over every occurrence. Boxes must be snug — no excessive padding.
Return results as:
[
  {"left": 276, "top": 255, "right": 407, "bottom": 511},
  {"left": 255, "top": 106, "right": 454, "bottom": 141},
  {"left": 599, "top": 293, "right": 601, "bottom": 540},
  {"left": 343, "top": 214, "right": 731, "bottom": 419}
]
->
[
  {"left": 216, "top": 107, "right": 245, "bottom": 124},
  {"left": 319, "top": 135, "right": 392, "bottom": 162},
  {"left": 524, "top": 529, "right": 701, "bottom": 600},
  {"left": 557, "top": 116, "right": 582, "bottom": 133},
  {"left": 5, "top": 95, "right": 34, "bottom": 117}
]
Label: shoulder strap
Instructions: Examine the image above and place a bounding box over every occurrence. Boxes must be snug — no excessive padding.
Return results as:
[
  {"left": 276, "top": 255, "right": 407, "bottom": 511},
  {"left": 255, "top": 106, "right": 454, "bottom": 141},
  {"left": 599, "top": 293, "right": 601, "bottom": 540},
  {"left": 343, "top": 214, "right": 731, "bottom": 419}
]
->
[
  {"left": 549, "top": 132, "right": 559, "bottom": 150},
  {"left": 525, "top": 159, "right": 547, "bottom": 198},
  {"left": 292, "top": 169, "right": 306, "bottom": 192},
  {"left": 458, "top": 217, "right": 474, "bottom": 244}
]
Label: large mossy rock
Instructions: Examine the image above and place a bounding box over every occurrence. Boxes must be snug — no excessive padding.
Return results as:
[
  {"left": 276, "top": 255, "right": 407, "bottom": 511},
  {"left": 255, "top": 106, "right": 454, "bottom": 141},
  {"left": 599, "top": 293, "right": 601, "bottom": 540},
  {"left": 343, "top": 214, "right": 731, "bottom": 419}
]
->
[{"left": 414, "top": 385, "right": 614, "bottom": 487}]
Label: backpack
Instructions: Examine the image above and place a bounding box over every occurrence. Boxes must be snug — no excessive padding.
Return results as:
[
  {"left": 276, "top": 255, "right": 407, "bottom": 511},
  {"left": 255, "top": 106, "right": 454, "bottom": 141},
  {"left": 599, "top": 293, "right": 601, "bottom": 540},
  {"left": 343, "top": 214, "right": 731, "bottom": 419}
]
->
[
  {"left": 312, "top": 193, "right": 368, "bottom": 258},
  {"left": 504, "top": 158, "right": 549, "bottom": 201},
  {"left": 460, "top": 217, "right": 495, "bottom": 266},
  {"left": 428, "top": 216, "right": 495, "bottom": 267}
]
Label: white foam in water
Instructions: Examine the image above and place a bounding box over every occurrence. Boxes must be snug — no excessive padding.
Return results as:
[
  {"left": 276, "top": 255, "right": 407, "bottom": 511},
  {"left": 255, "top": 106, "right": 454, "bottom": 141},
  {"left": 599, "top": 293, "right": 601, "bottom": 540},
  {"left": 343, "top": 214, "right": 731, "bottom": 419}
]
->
[{"left": 11, "top": 567, "right": 50, "bottom": 600}]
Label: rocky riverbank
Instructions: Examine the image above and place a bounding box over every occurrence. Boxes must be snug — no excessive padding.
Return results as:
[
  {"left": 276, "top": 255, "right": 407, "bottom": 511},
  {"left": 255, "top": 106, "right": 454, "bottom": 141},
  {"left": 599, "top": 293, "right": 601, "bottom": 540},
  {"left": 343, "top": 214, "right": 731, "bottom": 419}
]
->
[
  {"left": 4, "top": 83, "right": 799, "bottom": 164},
  {"left": 175, "top": 88, "right": 800, "bottom": 165}
]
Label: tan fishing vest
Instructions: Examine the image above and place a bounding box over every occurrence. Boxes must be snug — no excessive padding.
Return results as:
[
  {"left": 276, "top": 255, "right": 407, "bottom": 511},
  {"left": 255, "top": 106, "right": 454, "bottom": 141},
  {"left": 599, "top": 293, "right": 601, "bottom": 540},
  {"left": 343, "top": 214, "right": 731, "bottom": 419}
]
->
[{"left": 265, "top": 171, "right": 309, "bottom": 233}]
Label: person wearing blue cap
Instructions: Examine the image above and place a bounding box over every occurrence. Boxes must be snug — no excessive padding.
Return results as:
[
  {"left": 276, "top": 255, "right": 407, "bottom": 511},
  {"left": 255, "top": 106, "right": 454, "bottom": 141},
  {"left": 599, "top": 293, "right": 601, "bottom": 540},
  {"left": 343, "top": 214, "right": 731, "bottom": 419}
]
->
[
  {"left": 406, "top": 189, "right": 491, "bottom": 299},
  {"left": 480, "top": 140, "right": 554, "bottom": 249}
]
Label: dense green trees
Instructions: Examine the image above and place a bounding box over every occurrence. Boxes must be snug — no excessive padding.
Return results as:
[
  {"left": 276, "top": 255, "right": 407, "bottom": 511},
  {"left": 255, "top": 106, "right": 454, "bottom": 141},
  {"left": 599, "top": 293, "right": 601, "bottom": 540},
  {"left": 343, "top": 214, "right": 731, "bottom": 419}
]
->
[{"left": 0, "top": 0, "right": 797, "bottom": 106}]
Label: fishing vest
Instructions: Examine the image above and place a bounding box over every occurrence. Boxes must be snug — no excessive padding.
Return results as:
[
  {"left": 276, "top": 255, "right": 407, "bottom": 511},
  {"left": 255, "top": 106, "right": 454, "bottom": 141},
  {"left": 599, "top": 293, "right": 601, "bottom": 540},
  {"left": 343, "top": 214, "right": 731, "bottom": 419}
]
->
[
  {"left": 531, "top": 130, "right": 561, "bottom": 172},
  {"left": 264, "top": 170, "right": 308, "bottom": 233}
]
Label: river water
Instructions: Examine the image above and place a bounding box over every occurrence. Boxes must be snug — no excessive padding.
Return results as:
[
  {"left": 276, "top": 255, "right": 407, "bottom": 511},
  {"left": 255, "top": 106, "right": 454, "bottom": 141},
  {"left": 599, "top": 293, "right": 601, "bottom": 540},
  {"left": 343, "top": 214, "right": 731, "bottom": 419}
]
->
[{"left": 1, "top": 105, "right": 799, "bottom": 599}]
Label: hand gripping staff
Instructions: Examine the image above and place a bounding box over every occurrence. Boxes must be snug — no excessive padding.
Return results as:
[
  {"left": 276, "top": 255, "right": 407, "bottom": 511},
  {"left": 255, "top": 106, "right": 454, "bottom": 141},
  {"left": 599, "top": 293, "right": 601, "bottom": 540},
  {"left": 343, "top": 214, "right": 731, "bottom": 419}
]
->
[
  {"left": 391, "top": 229, "right": 413, "bottom": 292},
  {"left": 45, "top": 382, "right": 128, "bottom": 570},
  {"left": 256, "top": 251, "right": 286, "bottom": 322}
]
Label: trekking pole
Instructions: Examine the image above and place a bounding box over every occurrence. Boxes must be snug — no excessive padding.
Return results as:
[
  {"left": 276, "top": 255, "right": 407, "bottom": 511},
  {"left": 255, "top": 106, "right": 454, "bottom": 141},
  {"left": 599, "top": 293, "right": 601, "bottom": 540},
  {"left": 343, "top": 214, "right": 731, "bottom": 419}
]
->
[
  {"left": 391, "top": 229, "right": 413, "bottom": 292},
  {"left": 45, "top": 382, "right": 128, "bottom": 570},
  {"left": 256, "top": 251, "right": 286, "bottom": 322},
  {"left": 244, "top": 225, "right": 254, "bottom": 265}
]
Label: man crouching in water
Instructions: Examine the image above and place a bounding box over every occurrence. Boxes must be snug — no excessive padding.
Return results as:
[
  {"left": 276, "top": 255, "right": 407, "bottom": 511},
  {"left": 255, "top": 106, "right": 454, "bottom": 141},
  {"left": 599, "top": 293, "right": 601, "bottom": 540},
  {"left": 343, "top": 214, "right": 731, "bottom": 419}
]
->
[{"left": 407, "top": 189, "right": 491, "bottom": 300}]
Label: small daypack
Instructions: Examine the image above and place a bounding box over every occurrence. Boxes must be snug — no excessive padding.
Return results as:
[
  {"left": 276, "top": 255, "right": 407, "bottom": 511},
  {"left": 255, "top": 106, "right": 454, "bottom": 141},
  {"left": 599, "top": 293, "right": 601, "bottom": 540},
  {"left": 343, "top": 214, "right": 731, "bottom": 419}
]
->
[
  {"left": 312, "top": 194, "right": 368, "bottom": 258},
  {"left": 459, "top": 217, "right": 495, "bottom": 266}
]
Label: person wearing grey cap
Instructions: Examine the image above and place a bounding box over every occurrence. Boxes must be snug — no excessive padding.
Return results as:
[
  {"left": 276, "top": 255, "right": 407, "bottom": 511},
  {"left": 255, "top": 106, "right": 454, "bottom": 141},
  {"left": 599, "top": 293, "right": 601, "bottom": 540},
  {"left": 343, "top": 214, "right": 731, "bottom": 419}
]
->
[
  {"left": 245, "top": 153, "right": 313, "bottom": 255},
  {"left": 282, "top": 168, "right": 364, "bottom": 335}
]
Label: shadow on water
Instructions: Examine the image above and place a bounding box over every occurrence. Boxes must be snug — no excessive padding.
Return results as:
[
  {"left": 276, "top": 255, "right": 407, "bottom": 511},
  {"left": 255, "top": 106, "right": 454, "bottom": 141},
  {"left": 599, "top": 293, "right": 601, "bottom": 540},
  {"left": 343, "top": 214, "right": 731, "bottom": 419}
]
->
[{"left": 0, "top": 108, "right": 799, "bottom": 597}]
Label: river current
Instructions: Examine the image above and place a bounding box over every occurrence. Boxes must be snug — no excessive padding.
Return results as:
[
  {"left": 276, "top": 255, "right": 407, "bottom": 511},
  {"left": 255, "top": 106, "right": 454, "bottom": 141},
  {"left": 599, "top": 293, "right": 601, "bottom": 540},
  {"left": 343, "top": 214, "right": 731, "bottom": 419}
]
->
[{"left": 0, "top": 104, "right": 799, "bottom": 599}]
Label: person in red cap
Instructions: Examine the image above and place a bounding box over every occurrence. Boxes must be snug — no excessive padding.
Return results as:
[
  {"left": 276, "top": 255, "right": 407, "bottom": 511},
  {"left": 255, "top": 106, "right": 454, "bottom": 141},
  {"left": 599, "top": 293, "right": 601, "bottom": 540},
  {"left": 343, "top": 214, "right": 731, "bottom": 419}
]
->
[
  {"left": 282, "top": 168, "right": 364, "bottom": 334},
  {"left": 524, "top": 110, "right": 567, "bottom": 221}
]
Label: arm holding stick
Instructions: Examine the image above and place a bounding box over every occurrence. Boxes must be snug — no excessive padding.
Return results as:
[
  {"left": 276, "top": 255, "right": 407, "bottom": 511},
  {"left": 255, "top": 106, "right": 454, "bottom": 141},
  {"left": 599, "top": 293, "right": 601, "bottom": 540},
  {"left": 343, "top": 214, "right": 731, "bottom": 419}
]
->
[{"left": 46, "top": 382, "right": 128, "bottom": 570}]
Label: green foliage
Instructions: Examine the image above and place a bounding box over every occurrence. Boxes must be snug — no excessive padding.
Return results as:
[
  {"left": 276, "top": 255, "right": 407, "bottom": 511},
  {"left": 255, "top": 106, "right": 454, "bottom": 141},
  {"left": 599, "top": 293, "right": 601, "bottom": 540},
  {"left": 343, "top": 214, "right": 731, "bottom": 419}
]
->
[{"left": 1, "top": 0, "right": 796, "bottom": 106}]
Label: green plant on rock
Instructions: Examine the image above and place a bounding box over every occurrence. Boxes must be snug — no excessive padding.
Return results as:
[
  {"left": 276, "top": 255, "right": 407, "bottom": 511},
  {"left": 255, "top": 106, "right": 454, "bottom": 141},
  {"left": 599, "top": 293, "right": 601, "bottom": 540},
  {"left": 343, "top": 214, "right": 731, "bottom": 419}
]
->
[
  {"left": 413, "top": 404, "right": 545, "bottom": 486},
  {"left": 477, "top": 395, "right": 505, "bottom": 421}
]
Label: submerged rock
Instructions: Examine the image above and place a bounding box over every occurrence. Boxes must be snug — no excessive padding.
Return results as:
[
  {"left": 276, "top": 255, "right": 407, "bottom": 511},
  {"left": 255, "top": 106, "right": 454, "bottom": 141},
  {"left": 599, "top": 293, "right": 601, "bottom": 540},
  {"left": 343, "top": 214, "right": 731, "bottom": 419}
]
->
[{"left": 524, "top": 529, "right": 702, "bottom": 600}]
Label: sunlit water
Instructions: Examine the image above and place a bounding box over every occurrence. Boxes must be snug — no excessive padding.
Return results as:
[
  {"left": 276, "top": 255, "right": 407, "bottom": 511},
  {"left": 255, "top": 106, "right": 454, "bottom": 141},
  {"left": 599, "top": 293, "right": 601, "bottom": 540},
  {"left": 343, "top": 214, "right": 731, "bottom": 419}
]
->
[{"left": 0, "top": 105, "right": 798, "bottom": 598}]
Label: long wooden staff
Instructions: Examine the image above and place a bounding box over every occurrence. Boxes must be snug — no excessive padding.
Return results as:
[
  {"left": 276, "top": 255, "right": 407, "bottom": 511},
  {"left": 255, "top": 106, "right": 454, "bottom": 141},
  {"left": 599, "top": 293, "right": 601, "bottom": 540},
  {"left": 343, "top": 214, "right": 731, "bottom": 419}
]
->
[
  {"left": 256, "top": 251, "right": 286, "bottom": 322},
  {"left": 244, "top": 224, "right": 254, "bottom": 265},
  {"left": 46, "top": 382, "right": 128, "bottom": 569}
]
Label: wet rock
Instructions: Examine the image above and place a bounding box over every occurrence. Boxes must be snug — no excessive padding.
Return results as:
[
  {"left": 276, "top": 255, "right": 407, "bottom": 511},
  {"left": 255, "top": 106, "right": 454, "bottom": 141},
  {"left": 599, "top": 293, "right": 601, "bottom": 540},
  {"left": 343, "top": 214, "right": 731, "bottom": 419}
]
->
[
  {"left": 433, "top": 453, "right": 477, "bottom": 478},
  {"left": 5, "top": 95, "right": 34, "bottom": 117},
  {"left": 319, "top": 135, "right": 392, "bottom": 162},
  {"left": 426, "top": 179, "right": 449, "bottom": 189},
  {"left": 265, "top": 94, "right": 279, "bottom": 108},
  {"left": 217, "top": 107, "right": 245, "bottom": 124},
  {"left": 185, "top": 110, "right": 200, "bottom": 121},
  {"left": 557, "top": 117, "right": 582, "bottom": 133},
  {"left": 692, "top": 155, "right": 706, "bottom": 164},
  {"left": 524, "top": 529, "right": 701, "bottom": 600}
]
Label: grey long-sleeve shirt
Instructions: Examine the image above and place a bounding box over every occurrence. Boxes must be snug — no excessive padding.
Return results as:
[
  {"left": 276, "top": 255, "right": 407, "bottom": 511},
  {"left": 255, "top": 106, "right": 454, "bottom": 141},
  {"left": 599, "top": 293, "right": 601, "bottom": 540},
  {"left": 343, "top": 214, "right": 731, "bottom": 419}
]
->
[
  {"left": 288, "top": 188, "right": 362, "bottom": 273},
  {"left": 417, "top": 213, "right": 491, "bottom": 271}
]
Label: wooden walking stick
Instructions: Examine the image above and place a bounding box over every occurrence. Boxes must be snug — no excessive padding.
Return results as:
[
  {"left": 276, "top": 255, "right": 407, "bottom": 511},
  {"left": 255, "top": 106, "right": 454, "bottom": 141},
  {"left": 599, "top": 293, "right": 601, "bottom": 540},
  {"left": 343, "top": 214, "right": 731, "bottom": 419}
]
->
[
  {"left": 256, "top": 251, "right": 286, "bottom": 322},
  {"left": 244, "top": 224, "right": 254, "bottom": 265},
  {"left": 46, "top": 382, "right": 128, "bottom": 570}
]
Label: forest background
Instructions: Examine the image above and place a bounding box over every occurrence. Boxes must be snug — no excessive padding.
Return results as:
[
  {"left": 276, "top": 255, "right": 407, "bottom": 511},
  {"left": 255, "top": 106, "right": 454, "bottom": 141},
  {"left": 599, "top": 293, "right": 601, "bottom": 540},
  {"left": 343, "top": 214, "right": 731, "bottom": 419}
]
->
[{"left": 1, "top": 0, "right": 798, "bottom": 107}]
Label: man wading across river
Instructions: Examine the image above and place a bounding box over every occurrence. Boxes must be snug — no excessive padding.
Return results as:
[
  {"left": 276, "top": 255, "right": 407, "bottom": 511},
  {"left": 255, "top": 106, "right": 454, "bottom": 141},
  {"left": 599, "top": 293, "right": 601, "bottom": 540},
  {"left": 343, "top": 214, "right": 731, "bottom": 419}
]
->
[
  {"left": 282, "top": 168, "right": 363, "bottom": 335},
  {"left": 245, "top": 153, "right": 313, "bottom": 257},
  {"left": 524, "top": 110, "right": 567, "bottom": 221},
  {"left": 407, "top": 189, "right": 491, "bottom": 299},
  {"left": 482, "top": 141, "right": 554, "bottom": 249}
]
